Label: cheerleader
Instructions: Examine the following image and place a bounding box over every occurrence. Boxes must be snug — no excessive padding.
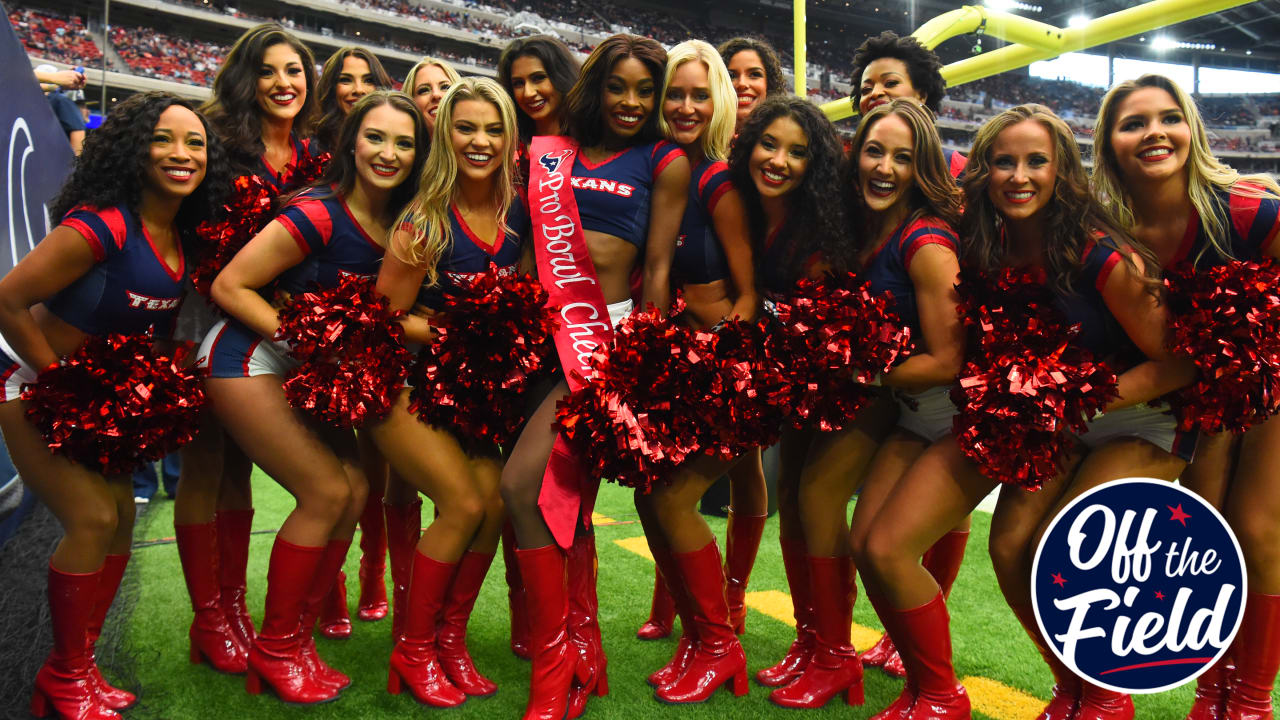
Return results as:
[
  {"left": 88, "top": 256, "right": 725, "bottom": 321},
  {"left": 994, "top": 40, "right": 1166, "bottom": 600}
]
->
[
  {"left": 498, "top": 34, "right": 689, "bottom": 720},
  {"left": 717, "top": 37, "right": 787, "bottom": 131},
  {"left": 202, "top": 91, "right": 423, "bottom": 703},
  {"left": 173, "top": 22, "right": 320, "bottom": 677},
  {"left": 634, "top": 39, "right": 756, "bottom": 703},
  {"left": 368, "top": 77, "right": 523, "bottom": 707},
  {"left": 0, "top": 92, "right": 226, "bottom": 720},
  {"left": 1090, "top": 75, "right": 1280, "bottom": 720},
  {"left": 404, "top": 57, "right": 461, "bottom": 136},
  {"left": 724, "top": 95, "right": 888, "bottom": 693},
  {"left": 850, "top": 31, "right": 967, "bottom": 180},
  {"left": 496, "top": 32, "right": 580, "bottom": 659},
  {"left": 312, "top": 46, "right": 394, "bottom": 152},
  {"left": 858, "top": 104, "right": 1193, "bottom": 720}
]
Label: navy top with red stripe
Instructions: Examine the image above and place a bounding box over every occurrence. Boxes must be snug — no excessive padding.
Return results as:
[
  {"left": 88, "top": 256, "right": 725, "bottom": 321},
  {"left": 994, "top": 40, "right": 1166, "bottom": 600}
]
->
[
  {"left": 1055, "top": 234, "right": 1141, "bottom": 368},
  {"left": 861, "top": 215, "right": 958, "bottom": 338},
  {"left": 572, "top": 139, "right": 685, "bottom": 249},
  {"left": 274, "top": 188, "right": 387, "bottom": 293},
  {"left": 943, "top": 148, "right": 968, "bottom": 181},
  {"left": 416, "top": 197, "right": 530, "bottom": 311},
  {"left": 46, "top": 205, "right": 186, "bottom": 336},
  {"left": 253, "top": 134, "right": 317, "bottom": 193},
  {"left": 1168, "top": 184, "right": 1280, "bottom": 269},
  {"left": 673, "top": 158, "right": 734, "bottom": 285}
]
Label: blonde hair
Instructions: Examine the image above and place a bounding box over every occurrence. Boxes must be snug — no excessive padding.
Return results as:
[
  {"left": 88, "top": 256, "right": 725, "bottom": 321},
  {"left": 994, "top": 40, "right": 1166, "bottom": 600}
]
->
[
  {"left": 1093, "top": 74, "right": 1280, "bottom": 264},
  {"left": 394, "top": 77, "right": 519, "bottom": 286},
  {"left": 658, "top": 40, "right": 737, "bottom": 162},
  {"left": 403, "top": 57, "right": 462, "bottom": 93}
]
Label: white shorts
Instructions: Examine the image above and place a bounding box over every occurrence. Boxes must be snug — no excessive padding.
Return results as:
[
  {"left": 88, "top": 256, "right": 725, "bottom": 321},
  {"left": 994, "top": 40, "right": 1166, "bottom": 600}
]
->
[
  {"left": 0, "top": 333, "right": 37, "bottom": 403},
  {"left": 172, "top": 291, "right": 221, "bottom": 344},
  {"left": 896, "top": 385, "right": 955, "bottom": 443},
  {"left": 197, "top": 318, "right": 297, "bottom": 379},
  {"left": 608, "top": 299, "right": 633, "bottom": 328},
  {"left": 1077, "top": 403, "right": 1198, "bottom": 462}
]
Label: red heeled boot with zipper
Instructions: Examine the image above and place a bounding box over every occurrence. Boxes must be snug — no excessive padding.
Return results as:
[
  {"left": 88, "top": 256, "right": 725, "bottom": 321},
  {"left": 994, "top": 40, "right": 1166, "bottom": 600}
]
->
[
  {"left": 654, "top": 540, "right": 748, "bottom": 704},
  {"left": 385, "top": 499, "right": 422, "bottom": 643},
  {"left": 1076, "top": 684, "right": 1134, "bottom": 720},
  {"left": 299, "top": 540, "right": 354, "bottom": 690},
  {"left": 875, "top": 530, "right": 969, "bottom": 678},
  {"left": 756, "top": 537, "right": 816, "bottom": 686},
  {"left": 769, "top": 555, "right": 864, "bottom": 708},
  {"left": 216, "top": 509, "right": 257, "bottom": 650},
  {"left": 891, "top": 591, "right": 970, "bottom": 720},
  {"left": 30, "top": 563, "right": 119, "bottom": 720},
  {"left": 176, "top": 524, "right": 248, "bottom": 674},
  {"left": 637, "top": 567, "right": 675, "bottom": 639},
  {"left": 387, "top": 550, "right": 467, "bottom": 707},
  {"left": 244, "top": 538, "right": 338, "bottom": 704},
  {"left": 437, "top": 550, "right": 498, "bottom": 697},
  {"left": 566, "top": 532, "right": 608, "bottom": 719},
  {"left": 1186, "top": 655, "right": 1233, "bottom": 720},
  {"left": 724, "top": 511, "right": 767, "bottom": 635},
  {"left": 865, "top": 588, "right": 917, "bottom": 720},
  {"left": 646, "top": 542, "right": 696, "bottom": 689},
  {"left": 1225, "top": 592, "right": 1280, "bottom": 720},
  {"left": 318, "top": 570, "right": 352, "bottom": 639},
  {"left": 356, "top": 493, "right": 389, "bottom": 621},
  {"left": 503, "top": 521, "right": 531, "bottom": 659},
  {"left": 85, "top": 554, "right": 138, "bottom": 709},
  {"left": 516, "top": 544, "right": 581, "bottom": 720}
]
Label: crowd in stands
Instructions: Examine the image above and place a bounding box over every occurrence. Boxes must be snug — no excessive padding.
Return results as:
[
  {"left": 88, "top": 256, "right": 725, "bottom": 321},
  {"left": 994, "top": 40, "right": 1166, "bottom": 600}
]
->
[
  {"left": 8, "top": 7, "right": 101, "bottom": 65},
  {"left": 109, "top": 25, "right": 224, "bottom": 87}
]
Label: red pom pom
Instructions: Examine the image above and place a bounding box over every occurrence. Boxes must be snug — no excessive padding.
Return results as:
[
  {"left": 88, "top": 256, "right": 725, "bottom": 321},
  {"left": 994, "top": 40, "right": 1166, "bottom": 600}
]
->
[
  {"left": 190, "top": 174, "right": 278, "bottom": 296},
  {"left": 1164, "top": 259, "right": 1280, "bottom": 434},
  {"left": 949, "top": 266, "right": 1118, "bottom": 490},
  {"left": 408, "top": 265, "right": 559, "bottom": 448},
  {"left": 22, "top": 335, "right": 205, "bottom": 474},
  {"left": 687, "top": 318, "right": 791, "bottom": 459},
  {"left": 276, "top": 274, "right": 413, "bottom": 428},
  {"left": 769, "top": 272, "right": 913, "bottom": 432},
  {"left": 555, "top": 301, "right": 703, "bottom": 492},
  {"left": 285, "top": 151, "right": 332, "bottom": 190}
]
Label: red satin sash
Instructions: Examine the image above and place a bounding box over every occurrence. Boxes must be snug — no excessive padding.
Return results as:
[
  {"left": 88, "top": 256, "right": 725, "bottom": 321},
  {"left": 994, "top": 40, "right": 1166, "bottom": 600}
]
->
[{"left": 528, "top": 135, "right": 615, "bottom": 549}]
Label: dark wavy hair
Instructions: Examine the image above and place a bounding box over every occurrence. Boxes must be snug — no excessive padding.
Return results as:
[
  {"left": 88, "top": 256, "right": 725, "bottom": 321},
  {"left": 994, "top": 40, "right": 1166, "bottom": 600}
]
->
[
  {"left": 717, "top": 37, "right": 787, "bottom": 98},
  {"left": 961, "top": 103, "right": 1159, "bottom": 296},
  {"left": 310, "top": 46, "right": 394, "bottom": 153},
  {"left": 200, "top": 23, "right": 318, "bottom": 170},
  {"left": 849, "top": 31, "right": 946, "bottom": 114},
  {"left": 51, "top": 92, "right": 229, "bottom": 236},
  {"left": 564, "top": 34, "right": 667, "bottom": 148},
  {"left": 844, "top": 99, "right": 962, "bottom": 249},
  {"left": 287, "top": 91, "right": 426, "bottom": 219},
  {"left": 498, "top": 35, "right": 581, "bottom": 143},
  {"left": 729, "top": 96, "right": 850, "bottom": 281}
]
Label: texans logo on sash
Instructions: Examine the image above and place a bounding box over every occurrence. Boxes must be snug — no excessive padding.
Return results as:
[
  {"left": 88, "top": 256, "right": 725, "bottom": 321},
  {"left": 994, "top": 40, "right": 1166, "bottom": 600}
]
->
[{"left": 538, "top": 150, "right": 572, "bottom": 175}]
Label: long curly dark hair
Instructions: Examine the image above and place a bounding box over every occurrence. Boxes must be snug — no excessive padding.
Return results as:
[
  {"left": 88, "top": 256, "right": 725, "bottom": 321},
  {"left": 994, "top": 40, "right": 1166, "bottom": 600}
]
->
[
  {"left": 563, "top": 34, "right": 666, "bottom": 148},
  {"left": 961, "top": 104, "right": 1160, "bottom": 296},
  {"left": 849, "top": 31, "right": 946, "bottom": 114},
  {"left": 728, "top": 95, "right": 850, "bottom": 281},
  {"left": 498, "top": 35, "right": 581, "bottom": 143},
  {"left": 286, "top": 91, "right": 425, "bottom": 220},
  {"left": 310, "top": 46, "right": 394, "bottom": 153},
  {"left": 51, "top": 92, "right": 229, "bottom": 236},
  {"left": 200, "top": 24, "right": 317, "bottom": 171},
  {"left": 717, "top": 37, "right": 787, "bottom": 98}
]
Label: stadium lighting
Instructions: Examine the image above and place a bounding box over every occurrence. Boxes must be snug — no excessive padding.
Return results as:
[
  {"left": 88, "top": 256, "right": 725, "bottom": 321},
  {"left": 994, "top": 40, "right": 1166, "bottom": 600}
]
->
[
  {"left": 983, "top": 0, "right": 1042, "bottom": 12},
  {"left": 1151, "top": 36, "right": 1177, "bottom": 51},
  {"left": 1067, "top": 14, "right": 1089, "bottom": 28}
]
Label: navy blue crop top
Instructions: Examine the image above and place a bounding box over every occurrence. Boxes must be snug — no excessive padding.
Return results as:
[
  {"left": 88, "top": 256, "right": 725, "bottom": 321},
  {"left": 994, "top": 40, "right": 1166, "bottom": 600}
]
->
[
  {"left": 674, "top": 159, "right": 734, "bottom": 285},
  {"left": 861, "top": 215, "right": 958, "bottom": 338},
  {"left": 1053, "top": 234, "right": 1141, "bottom": 369},
  {"left": 1169, "top": 184, "right": 1280, "bottom": 270},
  {"left": 47, "top": 205, "right": 185, "bottom": 337},
  {"left": 571, "top": 139, "right": 684, "bottom": 248},
  {"left": 253, "top": 134, "right": 318, "bottom": 193},
  {"left": 274, "top": 188, "right": 386, "bottom": 293},
  {"left": 416, "top": 197, "right": 530, "bottom": 311}
]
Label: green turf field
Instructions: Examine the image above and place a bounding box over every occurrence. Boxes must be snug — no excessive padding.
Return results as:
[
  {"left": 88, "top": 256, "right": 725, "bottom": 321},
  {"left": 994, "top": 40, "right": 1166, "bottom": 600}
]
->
[{"left": 118, "top": 470, "right": 1247, "bottom": 719}]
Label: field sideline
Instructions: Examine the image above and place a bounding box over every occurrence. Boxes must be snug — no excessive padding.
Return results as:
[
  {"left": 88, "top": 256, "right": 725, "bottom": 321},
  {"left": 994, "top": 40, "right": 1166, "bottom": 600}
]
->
[{"left": 115, "top": 470, "right": 1260, "bottom": 720}]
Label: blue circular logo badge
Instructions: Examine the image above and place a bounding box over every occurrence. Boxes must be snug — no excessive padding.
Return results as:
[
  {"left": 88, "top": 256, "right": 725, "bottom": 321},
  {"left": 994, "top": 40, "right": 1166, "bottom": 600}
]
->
[{"left": 1031, "top": 478, "right": 1246, "bottom": 693}]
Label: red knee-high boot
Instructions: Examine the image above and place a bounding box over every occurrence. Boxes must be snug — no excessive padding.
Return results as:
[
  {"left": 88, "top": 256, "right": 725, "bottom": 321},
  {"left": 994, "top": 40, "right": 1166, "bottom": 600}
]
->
[
  {"left": 1226, "top": 592, "right": 1280, "bottom": 720},
  {"left": 385, "top": 499, "right": 422, "bottom": 643},
  {"left": 637, "top": 567, "right": 675, "bottom": 640},
  {"left": 85, "top": 554, "right": 138, "bottom": 710},
  {"left": 865, "top": 588, "right": 917, "bottom": 720},
  {"left": 654, "top": 540, "right": 748, "bottom": 704},
  {"left": 437, "top": 550, "right": 498, "bottom": 697},
  {"left": 503, "top": 521, "right": 531, "bottom": 660},
  {"left": 891, "top": 591, "right": 969, "bottom": 720},
  {"left": 566, "top": 533, "right": 608, "bottom": 719},
  {"left": 318, "top": 571, "right": 352, "bottom": 639},
  {"left": 245, "top": 538, "right": 338, "bottom": 704},
  {"left": 646, "top": 541, "right": 698, "bottom": 689},
  {"left": 756, "top": 537, "right": 816, "bottom": 687},
  {"left": 1009, "top": 603, "right": 1081, "bottom": 720},
  {"left": 30, "top": 563, "right": 119, "bottom": 720},
  {"left": 356, "top": 493, "right": 388, "bottom": 622},
  {"left": 176, "top": 524, "right": 248, "bottom": 674},
  {"left": 216, "top": 509, "right": 256, "bottom": 650},
  {"left": 1076, "top": 684, "right": 1134, "bottom": 720},
  {"left": 875, "top": 530, "right": 969, "bottom": 677},
  {"left": 770, "top": 556, "right": 864, "bottom": 708},
  {"left": 299, "top": 540, "right": 354, "bottom": 690},
  {"left": 517, "top": 545, "right": 579, "bottom": 720},
  {"left": 1187, "top": 655, "right": 1232, "bottom": 720},
  {"left": 724, "top": 511, "right": 767, "bottom": 636},
  {"left": 387, "top": 551, "right": 467, "bottom": 707}
]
